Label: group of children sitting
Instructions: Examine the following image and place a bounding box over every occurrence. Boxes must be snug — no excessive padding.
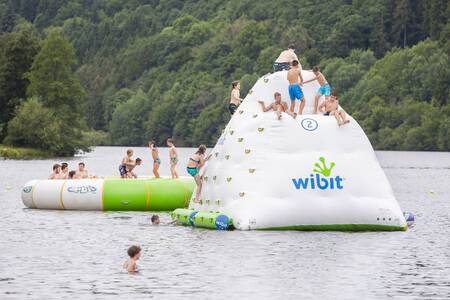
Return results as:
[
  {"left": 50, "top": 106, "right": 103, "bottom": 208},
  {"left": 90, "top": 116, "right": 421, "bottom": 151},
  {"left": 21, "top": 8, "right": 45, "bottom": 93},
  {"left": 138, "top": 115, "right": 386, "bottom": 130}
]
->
[
  {"left": 48, "top": 162, "right": 89, "bottom": 180},
  {"left": 229, "top": 63, "right": 350, "bottom": 126}
]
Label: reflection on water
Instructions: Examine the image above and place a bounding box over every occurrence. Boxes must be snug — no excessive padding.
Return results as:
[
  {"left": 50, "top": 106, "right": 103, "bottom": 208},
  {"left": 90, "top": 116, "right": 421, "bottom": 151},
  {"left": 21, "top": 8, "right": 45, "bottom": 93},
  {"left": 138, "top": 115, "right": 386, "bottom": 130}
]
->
[{"left": 0, "top": 148, "right": 449, "bottom": 299}]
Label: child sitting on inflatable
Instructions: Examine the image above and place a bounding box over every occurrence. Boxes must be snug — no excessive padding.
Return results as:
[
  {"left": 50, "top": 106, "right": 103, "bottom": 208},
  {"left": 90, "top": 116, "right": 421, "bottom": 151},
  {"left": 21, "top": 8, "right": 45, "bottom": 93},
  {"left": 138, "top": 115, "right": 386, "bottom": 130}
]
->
[
  {"left": 187, "top": 145, "right": 209, "bottom": 203},
  {"left": 303, "top": 65, "right": 331, "bottom": 114},
  {"left": 123, "top": 245, "right": 141, "bottom": 273},
  {"left": 318, "top": 90, "right": 350, "bottom": 126},
  {"left": 258, "top": 92, "right": 297, "bottom": 120}
]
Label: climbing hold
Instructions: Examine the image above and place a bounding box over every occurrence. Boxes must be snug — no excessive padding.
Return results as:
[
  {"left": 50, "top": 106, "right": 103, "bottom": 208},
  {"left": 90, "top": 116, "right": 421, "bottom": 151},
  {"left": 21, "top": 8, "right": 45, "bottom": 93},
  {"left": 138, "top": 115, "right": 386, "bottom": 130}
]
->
[
  {"left": 203, "top": 176, "right": 208, "bottom": 182},
  {"left": 248, "top": 168, "right": 255, "bottom": 173},
  {"left": 225, "top": 155, "right": 230, "bottom": 160},
  {"left": 214, "top": 152, "right": 219, "bottom": 157},
  {"left": 239, "top": 192, "right": 245, "bottom": 197},
  {"left": 213, "top": 176, "right": 217, "bottom": 181},
  {"left": 226, "top": 177, "right": 232, "bottom": 182},
  {"left": 258, "top": 127, "right": 264, "bottom": 132},
  {"left": 230, "top": 130, "right": 234, "bottom": 135},
  {"left": 238, "top": 138, "right": 244, "bottom": 142},
  {"left": 239, "top": 110, "right": 244, "bottom": 114},
  {"left": 199, "top": 199, "right": 203, "bottom": 204},
  {"left": 216, "top": 199, "right": 221, "bottom": 205},
  {"left": 263, "top": 78, "right": 269, "bottom": 83},
  {"left": 248, "top": 90, "right": 253, "bottom": 94},
  {"left": 245, "top": 149, "right": 251, "bottom": 154},
  {"left": 206, "top": 199, "right": 210, "bottom": 205},
  {"left": 253, "top": 114, "right": 258, "bottom": 118}
]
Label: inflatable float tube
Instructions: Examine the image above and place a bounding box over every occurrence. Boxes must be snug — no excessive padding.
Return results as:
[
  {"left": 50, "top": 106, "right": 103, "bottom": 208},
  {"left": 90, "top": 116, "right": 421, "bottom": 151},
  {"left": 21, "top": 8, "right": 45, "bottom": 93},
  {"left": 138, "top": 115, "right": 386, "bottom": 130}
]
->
[
  {"left": 172, "top": 208, "right": 233, "bottom": 230},
  {"left": 21, "top": 177, "right": 195, "bottom": 211}
]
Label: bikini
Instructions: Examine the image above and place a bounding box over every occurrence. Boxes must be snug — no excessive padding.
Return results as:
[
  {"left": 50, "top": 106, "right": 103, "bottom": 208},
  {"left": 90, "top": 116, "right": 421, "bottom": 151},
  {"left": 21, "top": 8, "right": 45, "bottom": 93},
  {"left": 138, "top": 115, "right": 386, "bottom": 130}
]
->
[{"left": 187, "top": 157, "right": 200, "bottom": 177}]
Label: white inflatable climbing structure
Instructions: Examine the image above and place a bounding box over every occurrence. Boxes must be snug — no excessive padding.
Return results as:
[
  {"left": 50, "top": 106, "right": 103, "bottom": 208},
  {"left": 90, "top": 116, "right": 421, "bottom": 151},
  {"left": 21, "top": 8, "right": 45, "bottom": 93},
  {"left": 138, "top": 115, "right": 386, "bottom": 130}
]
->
[{"left": 186, "top": 70, "right": 407, "bottom": 231}]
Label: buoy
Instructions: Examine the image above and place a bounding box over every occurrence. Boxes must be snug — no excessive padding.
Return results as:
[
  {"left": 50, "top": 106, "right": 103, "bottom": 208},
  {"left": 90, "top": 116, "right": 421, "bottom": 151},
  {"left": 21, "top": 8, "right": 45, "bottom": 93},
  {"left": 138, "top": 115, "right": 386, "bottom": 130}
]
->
[
  {"left": 172, "top": 208, "right": 233, "bottom": 230},
  {"left": 403, "top": 212, "right": 415, "bottom": 227}
]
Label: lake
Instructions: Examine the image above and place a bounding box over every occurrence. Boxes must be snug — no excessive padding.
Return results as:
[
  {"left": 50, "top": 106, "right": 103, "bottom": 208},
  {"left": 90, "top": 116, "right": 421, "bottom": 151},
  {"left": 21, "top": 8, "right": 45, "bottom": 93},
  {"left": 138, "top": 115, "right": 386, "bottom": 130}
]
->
[{"left": 0, "top": 147, "right": 449, "bottom": 299}]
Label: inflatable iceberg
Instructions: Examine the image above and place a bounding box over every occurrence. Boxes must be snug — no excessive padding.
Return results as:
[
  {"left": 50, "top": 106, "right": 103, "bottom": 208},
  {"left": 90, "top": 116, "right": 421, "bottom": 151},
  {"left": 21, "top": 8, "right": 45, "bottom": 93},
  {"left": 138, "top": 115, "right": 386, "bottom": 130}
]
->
[{"left": 187, "top": 70, "right": 407, "bottom": 231}]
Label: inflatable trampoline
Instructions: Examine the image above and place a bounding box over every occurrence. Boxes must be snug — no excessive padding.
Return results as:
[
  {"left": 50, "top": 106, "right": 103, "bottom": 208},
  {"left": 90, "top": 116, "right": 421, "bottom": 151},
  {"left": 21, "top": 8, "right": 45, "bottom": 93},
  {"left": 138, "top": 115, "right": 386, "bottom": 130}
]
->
[
  {"left": 21, "top": 177, "right": 194, "bottom": 211},
  {"left": 176, "top": 70, "right": 407, "bottom": 231}
]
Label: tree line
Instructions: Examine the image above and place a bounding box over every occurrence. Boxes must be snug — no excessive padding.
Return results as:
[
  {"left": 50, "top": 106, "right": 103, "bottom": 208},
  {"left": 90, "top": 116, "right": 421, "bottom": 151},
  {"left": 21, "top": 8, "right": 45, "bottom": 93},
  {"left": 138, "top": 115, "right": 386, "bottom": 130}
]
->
[{"left": 0, "top": 0, "right": 448, "bottom": 155}]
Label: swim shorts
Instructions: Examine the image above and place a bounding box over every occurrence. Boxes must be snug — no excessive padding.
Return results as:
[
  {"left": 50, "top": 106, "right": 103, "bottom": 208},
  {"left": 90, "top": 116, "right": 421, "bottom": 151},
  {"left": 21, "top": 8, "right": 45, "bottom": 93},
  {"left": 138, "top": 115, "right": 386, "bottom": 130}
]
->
[
  {"left": 229, "top": 103, "right": 238, "bottom": 115},
  {"left": 186, "top": 167, "right": 198, "bottom": 177},
  {"left": 154, "top": 158, "right": 161, "bottom": 164},
  {"left": 288, "top": 84, "right": 304, "bottom": 101},
  {"left": 318, "top": 84, "right": 331, "bottom": 96},
  {"left": 119, "top": 164, "right": 127, "bottom": 177},
  {"left": 170, "top": 157, "right": 178, "bottom": 165},
  {"left": 273, "top": 62, "right": 290, "bottom": 72},
  {"left": 324, "top": 112, "right": 330, "bottom": 116}
]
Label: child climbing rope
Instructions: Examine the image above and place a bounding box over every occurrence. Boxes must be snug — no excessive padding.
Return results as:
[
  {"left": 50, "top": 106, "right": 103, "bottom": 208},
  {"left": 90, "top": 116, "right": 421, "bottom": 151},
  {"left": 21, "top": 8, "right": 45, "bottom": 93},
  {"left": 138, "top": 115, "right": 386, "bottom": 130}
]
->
[
  {"left": 258, "top": 92, "right": 297, "bottom": 120},
  {"left": 167, "top": 138, "right": 179, "bottom": 179},
  {"left": 303, "top": 65, "right": 331, "bottom": 114},
  {"left": 229, "top": 81, "right": 243, "bottom": 115},
  {"left": 186, "top": 145, "right": 208, "bottom": 203},
  {"left": 318, "top": 90, "right": 350, "bottom": 126}
]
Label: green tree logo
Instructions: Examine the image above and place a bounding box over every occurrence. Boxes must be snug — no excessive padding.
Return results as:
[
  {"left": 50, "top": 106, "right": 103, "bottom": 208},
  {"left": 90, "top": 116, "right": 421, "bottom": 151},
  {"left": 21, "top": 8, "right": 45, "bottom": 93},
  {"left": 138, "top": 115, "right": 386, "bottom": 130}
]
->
[{"left": 313, "top": 157, "right": 335, "bottom": 177}]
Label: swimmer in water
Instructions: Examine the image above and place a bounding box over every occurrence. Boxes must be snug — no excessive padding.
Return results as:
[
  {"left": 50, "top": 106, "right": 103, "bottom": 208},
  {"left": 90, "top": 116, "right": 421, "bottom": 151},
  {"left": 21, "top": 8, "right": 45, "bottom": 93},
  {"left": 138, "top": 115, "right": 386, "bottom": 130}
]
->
[
  {"left": 123, "top": 245, "right": 141, "bottom": 273},
  {"left": 150, "top": 215, "right": 160, "bottom": 225},
  {"left": 167, "top": 138, "right": 179, "bottom": 179},
  {"left": 187, "top": 145, "right": 209, "bottom": 203},
  {"left": 149, "top": 140, "right": 160, "bottom": 179}
]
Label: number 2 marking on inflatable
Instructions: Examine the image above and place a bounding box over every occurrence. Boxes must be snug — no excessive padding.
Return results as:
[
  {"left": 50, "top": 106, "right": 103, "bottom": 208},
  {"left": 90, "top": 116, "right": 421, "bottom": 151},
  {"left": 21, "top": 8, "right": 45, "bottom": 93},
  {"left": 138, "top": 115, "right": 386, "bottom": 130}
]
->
[{"left": 301, "top": 118, "right": 318, "bottom": 131}]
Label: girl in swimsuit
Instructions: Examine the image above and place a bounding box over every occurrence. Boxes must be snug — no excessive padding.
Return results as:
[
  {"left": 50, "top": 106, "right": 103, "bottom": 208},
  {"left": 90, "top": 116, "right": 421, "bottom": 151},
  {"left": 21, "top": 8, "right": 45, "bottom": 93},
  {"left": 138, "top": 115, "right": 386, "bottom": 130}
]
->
[
  {"left": 167, "top": 138, "right": 179, "bottom": 179},
  {"left": 187, "top": 145, "right": 208, "bottom": 203},
  {"left": 149, "top": 140, "right": 161, "bottom": 179}
]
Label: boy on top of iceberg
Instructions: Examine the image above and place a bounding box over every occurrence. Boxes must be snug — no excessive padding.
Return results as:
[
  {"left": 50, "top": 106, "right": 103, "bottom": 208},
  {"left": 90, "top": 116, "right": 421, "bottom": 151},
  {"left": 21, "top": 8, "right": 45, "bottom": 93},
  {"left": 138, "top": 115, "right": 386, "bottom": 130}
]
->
[
  {"left": 258, "top": 92, "right": 297, "bottom": 120},
  {"left": 318, "top": 90, "right": 350, "bottom": 126},
  {"left": 287, "top": 60, "right": 306, "bottom": 115}
]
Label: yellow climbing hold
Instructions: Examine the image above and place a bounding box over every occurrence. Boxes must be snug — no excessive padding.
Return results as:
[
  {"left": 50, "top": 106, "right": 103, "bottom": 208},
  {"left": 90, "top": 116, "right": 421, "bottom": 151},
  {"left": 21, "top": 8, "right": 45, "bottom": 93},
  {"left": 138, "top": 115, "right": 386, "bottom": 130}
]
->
[
  {"left": 214, "top": 152, "right": 219, "bottom": 157},
  {"left": 206, "top": 199, "right": 210, "bottom": 204},
  {"left": 258, "top": 127, "right": 264, "bottom": 132},
  {"left": 226, "top": 177, "right": 232, "bottom": 182},
  {"left": 253, "top": 114, "right": 258, "bottom": 118},
  {"left": 249, "top": 168, "right": 255, "bottom": 173},
  {"left": 263, "top": 78, "right": 269, "bottom": 83},
  {"left": 239, "top": 110, "right": 244, "bottom": 114},
  {"left": 238, "top": 138, "right": 244, "bottom": 142},
  {"left": 225, "top": 155, "right": 230, "bottom": 160},
  {"left": 213, "top": 176, "right": 217, "bottom": 181},
  {"left": 203, "top": 176, "right": 208, "bottom": 182},
  {"left": 239, "top": 192, "right": 245, "bottom": 197},
  {"left": 245, "top": 149, "right": 251, "bottom": 154},
  {"left": 230, "top": 130, "right": 234, "bottom": 135}
]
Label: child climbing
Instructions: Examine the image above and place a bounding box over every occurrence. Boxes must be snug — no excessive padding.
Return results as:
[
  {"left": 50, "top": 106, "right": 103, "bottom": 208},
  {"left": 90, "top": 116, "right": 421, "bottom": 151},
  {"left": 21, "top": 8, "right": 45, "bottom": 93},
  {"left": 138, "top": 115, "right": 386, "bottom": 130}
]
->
[
  {"left": 123, "top": 245, "right": 141, "bottom": 273},
  {"left": 187, "top": 145, "right": 208, "bottom": 203},
  {"left": 273, "top": 44, "right": 301, "bottom": 72},
  {"left": 287, "top": 60, "right": 306, "bottom": 115},
  {"left": 303, "top": 65, "right": 331, "bottom": 114},
  {"left": 229, "top": 81, "right": 243, "bottom": 115},
  {"left": 119, "top": 149, "right": 134, "bottom": 178},
  {"left": 167, "top": 138, "right": 179, "bottom": 179},
  {"left": 318, "top": 90, "right": 350, "bottom": 126},
  {"left": 258, "top": 92, "right": 297, "bottom": 120},
  {"left": 149, "top": 140, "right": 161, "bottom": 179}
]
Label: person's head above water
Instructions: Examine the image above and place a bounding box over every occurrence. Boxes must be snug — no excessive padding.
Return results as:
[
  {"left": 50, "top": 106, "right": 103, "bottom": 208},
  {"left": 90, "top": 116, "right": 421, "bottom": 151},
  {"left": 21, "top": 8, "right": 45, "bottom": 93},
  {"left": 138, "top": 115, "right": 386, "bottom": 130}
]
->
[
  {"left": 312, "top": 65, "right": 320, "bottom": 75},
  {"left": 288, "top": 44, "right": 296, "bottom": 51},
  {"left": 291, "top": 60, "right": 299, "bottom": 67},
  {"left": 231, "top": 80, "right": 240, "bottom": 90},
  {"left": 127, "top": 245, "right": 141, "bottom": 259},
  {"left": 126, "top": 149, "right": 133, "bottom": 157},
  {"left": 196, "top": 145, "right": 206, "bottom": 155},
  {"left": 52, "top": 164, "right": 61, "bottom": 173},
  {"left": 167, "top": 138, "right": 174, "bottom": 147},
  {"left": 274, "top": 92, "right": 281, "bottom": 103},
  {"left": 151, "top": 215, "right": 160, "bottom": 225}
]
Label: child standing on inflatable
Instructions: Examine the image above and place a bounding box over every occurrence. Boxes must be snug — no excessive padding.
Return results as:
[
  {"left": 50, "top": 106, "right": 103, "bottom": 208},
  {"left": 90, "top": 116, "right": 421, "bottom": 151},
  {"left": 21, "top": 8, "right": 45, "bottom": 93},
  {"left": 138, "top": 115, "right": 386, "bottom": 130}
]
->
[
  {"left": 123, "top": 245, "right": 141, "bottom": 273},
  {"left": 149, "top": 140, "right": 160, "bottom": 179},
  {"left": 287, "top": 60, "right": 305, "bottom": 115},
  {"left": 229, "top": 81, "right": 243, "bottom": 115},
  {"left": 318, "top": 90, "right": 350, "bottom": 126},
  {"left": 303, "top": 65, "right": 331, "bottom": 114},
  {"left": 167, "top": 138, "right": 179, "bottom": 179},
  {"left": 187, "top": 145, "right": 208, "bottom": 203}
]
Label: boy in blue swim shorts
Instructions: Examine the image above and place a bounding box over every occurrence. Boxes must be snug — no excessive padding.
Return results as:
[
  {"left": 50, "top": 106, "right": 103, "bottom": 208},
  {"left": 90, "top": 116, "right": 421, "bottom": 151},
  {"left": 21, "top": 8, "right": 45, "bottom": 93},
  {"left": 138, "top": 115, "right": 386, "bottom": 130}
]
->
[
  {"left": 304, "top": 65, "right": 331, "bottom": 114},
  {"left": 287, "top": 60, "right": 306, "bottom": 115}
]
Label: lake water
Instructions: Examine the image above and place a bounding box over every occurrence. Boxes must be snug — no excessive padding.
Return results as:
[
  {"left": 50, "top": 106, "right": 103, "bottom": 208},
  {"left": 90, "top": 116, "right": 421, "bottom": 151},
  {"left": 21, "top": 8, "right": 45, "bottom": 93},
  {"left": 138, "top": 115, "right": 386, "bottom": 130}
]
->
[{"left": 0, "top": 147, "right": 449, "bottom": 299}]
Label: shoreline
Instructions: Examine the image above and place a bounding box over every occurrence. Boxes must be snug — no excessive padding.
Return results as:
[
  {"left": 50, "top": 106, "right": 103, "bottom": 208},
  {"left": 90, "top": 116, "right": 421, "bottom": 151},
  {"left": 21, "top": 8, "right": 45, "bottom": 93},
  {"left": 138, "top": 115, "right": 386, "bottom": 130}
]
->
[{"left": 0, "top": 144, "right": 53, "bottom": 159}]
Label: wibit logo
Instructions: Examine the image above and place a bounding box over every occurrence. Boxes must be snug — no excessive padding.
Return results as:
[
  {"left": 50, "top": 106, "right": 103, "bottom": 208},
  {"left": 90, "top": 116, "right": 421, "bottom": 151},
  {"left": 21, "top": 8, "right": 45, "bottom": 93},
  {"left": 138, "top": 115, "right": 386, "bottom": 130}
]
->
[
  {"left": 292, "top": 157, "right": 344, "bottom": 190},
  {"left": 67, "top": 185, "right": 97, "bottom": 194}
]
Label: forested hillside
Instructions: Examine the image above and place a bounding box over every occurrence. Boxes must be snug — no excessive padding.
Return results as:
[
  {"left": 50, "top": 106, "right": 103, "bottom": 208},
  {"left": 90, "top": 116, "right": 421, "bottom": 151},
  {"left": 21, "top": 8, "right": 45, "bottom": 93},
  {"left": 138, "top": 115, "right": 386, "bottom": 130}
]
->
[{"left": 0, "top": 0, "right": 449, "bottom": 154}]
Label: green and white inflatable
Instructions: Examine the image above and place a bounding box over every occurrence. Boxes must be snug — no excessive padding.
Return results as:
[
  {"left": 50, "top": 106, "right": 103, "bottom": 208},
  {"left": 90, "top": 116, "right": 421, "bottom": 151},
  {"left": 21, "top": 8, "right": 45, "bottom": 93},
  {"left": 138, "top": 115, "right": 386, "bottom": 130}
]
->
[
  {"left": 186, "top": 70, "right": 407, "bottom": 231},
  {"left": 22, "top": 177, "right": 194, "bottom": 211}
]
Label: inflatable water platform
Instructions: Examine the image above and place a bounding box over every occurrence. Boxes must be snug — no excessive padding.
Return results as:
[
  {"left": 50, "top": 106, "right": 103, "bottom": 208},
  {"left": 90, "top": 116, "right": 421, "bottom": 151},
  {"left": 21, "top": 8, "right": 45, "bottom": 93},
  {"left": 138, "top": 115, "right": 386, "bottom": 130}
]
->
[
  {"left": 183, "top": 70, "right": 408, "bottom": 231},
  {"left": 21, "top": 177, "right": 194, "bottom": 211}
]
